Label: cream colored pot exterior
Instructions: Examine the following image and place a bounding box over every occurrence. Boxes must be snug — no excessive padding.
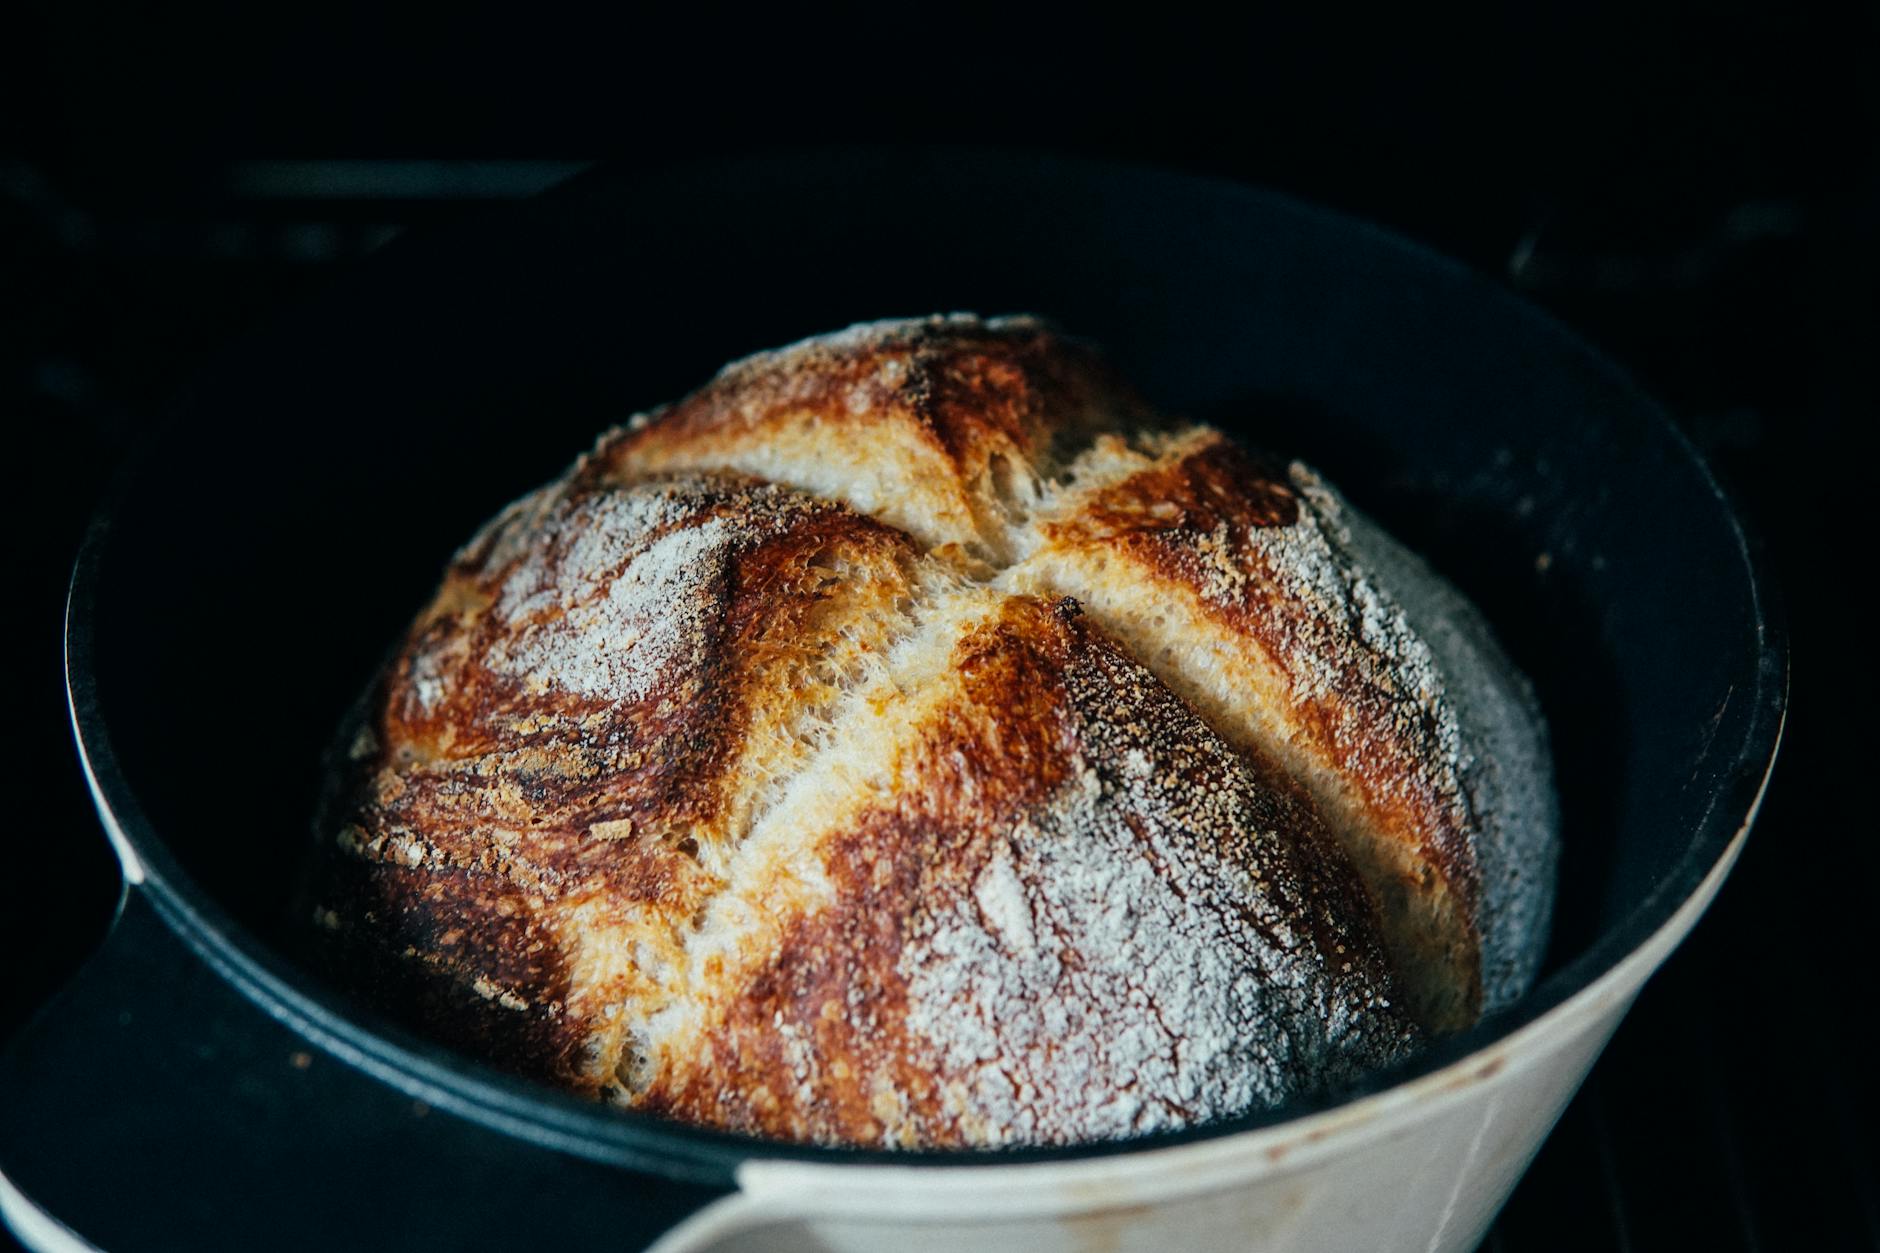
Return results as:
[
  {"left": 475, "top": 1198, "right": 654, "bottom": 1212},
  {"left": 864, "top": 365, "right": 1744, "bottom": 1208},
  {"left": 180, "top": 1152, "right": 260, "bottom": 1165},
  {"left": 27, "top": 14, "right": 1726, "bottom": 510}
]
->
[{"left": 651, "top": 807, "right": 1758, "bottom": 1253}]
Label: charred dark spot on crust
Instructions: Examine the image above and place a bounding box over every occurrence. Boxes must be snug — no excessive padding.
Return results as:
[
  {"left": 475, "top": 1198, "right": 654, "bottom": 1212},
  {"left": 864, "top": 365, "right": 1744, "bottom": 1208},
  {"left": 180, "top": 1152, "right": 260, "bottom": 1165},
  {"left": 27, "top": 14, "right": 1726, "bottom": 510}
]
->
[
  {"left": 310, "top": 857, "right": 585, "bottom": 1085},
  {"left": 1075, "top": 436, "right": 1300, "bottom": 537}
]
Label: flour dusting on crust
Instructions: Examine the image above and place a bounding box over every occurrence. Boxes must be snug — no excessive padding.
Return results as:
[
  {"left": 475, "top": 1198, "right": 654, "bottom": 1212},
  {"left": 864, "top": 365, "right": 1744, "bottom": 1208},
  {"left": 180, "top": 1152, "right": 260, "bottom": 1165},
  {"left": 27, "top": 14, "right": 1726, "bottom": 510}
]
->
[
  {"left": 309, "top": 315, "right": 1557, "bottom": 1149},
  {"left": 899, "top": 605, "right": 1413, "bottom": 1145}
]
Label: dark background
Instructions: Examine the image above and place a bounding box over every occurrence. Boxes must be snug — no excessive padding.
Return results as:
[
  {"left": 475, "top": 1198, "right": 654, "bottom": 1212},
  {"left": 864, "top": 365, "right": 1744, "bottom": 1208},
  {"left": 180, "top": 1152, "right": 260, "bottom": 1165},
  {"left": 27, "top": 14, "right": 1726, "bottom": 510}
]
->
[{"left": 3, "top": 4, "right": 1874, "bottom": 1249}]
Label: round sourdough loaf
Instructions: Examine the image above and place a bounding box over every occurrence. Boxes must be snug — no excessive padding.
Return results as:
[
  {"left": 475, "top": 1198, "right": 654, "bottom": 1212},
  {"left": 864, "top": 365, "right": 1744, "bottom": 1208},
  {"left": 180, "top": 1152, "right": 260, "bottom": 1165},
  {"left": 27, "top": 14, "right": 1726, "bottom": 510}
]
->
[{"left": 307, "top": 315, "right": 1558, "bottom": 1148}]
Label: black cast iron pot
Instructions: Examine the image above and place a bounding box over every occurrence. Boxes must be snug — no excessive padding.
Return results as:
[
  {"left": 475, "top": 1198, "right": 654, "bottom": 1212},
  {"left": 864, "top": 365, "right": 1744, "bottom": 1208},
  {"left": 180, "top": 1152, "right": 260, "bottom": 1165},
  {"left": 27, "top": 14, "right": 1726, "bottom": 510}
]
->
[{"left": 1, "top": 150, "right": 1784, "bottom": 1251}]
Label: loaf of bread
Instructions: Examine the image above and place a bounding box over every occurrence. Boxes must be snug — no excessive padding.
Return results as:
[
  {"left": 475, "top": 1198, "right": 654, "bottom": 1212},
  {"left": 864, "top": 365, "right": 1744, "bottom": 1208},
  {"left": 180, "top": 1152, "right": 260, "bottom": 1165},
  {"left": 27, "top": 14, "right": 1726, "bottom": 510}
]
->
[{"left": 307, "top": 315, "right": 1557, "bottom": 1147}]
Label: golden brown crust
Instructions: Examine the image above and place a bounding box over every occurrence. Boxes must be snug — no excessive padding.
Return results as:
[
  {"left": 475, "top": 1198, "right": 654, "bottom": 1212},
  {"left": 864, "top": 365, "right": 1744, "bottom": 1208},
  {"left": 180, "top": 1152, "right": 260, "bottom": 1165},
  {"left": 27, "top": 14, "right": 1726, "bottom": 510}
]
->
[
  {"left": 610, "top": 316, "right": 1102, "bottom": 465},
  {"left": 316, "top": 473, "right": 922, "bottom": 1090},
  {"left": 633, "top": 597, "right": 1080, "bottom": 1143},
  {"left": 637, "top": 597, "right": 1412, "bottom": 1146},
  {"left": 306, "top": 314, "right": 1554, "bottom": 1143},
  {"left": 1022, "top": 429, "right": 1486, "bottom": 1027},
  {"left": 588, "top": 315, "right": 1156, "bottom": 558}
]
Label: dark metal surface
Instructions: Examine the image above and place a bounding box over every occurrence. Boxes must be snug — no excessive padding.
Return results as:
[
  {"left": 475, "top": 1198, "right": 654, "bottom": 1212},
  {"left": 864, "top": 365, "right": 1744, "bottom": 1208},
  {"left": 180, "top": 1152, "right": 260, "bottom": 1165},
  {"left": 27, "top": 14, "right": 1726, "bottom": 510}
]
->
[{"left": 2, "top": 144, "right": 1860, "bottom": 1251}]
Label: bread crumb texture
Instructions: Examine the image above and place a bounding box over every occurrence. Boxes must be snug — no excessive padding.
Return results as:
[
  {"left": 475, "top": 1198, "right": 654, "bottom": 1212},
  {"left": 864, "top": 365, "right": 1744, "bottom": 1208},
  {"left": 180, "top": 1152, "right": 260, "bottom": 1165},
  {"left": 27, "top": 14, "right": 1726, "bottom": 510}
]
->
[{"left": 309, "top": 314, "right": 1557, "bottom": 1147}]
